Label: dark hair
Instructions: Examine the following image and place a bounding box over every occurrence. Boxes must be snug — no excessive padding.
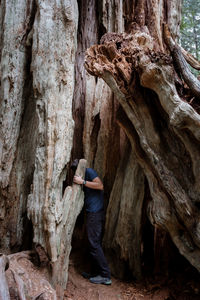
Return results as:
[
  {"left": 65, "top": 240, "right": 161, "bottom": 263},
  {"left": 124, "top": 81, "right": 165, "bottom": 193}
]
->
[{"left": 70, "top": 159, "right": 79, "bottom": 172}]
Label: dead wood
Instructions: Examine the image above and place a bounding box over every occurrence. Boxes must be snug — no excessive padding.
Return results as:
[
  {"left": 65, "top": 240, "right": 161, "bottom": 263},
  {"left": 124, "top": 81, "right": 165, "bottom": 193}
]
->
[
  {"left": 164, "top": 25, "right": 200, "bottom": 99},
  {"left": 6, "top": 251, "right": 56, "bottom": 300},
  {"left": 172, "top": 45, "right": 200, "bottom": 99},
  {"left": 181, "top": 46, "right": 200, "bottom": 71}
]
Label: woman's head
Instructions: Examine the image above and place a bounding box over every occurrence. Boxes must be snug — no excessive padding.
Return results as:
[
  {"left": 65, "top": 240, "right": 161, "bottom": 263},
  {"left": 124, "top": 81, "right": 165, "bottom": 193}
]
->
[{"left": 70, "top": 159, "right": 79, "bottom": 172}]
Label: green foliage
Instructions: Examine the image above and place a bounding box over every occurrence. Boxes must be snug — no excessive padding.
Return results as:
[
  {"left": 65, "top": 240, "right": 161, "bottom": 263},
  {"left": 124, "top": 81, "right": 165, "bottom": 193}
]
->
[{"left": 180, "top": 0, "right": 200, "bottom": 76}]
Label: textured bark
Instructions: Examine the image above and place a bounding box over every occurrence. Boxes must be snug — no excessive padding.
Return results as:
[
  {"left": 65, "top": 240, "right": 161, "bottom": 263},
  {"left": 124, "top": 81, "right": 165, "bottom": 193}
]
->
[
  {"left": 0, "top": 0, "right": 81, "bottom": 297},
  {"left": 49, "top": 159, "right": 86, "bottom": 297},
  {"left": 104, "top": 142, "right": 145, "bottom": 279},
  {"left": 72, "top": 0, "right": 123, "bottom": 178}
]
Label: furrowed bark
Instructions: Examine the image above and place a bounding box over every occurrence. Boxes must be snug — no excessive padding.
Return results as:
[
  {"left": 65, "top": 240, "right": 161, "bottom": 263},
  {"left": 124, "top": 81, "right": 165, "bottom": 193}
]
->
[{"left": 104, "top": 140, "right": 145, "bottom": 279}]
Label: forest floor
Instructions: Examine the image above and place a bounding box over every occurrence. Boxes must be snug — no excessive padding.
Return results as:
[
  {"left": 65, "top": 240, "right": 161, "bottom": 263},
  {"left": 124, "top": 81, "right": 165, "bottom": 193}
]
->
[{"left": 64, "top": 251, "right": 200, "bottom": 300}]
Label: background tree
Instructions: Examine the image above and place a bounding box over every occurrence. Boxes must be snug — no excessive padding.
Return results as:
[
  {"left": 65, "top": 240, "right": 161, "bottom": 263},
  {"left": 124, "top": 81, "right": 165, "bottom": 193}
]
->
[
  {"left": 181, "top": 0, "right": 200, "bottom": 61},
  {"left": 180, "top": 0, "right": 200, "bottom": 77}
]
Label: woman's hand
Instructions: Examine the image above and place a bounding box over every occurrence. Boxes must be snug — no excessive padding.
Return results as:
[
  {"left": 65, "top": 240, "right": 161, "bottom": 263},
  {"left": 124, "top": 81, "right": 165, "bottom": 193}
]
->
[{"left": 73, "top": 175, "right": 84, "bottom": 185}]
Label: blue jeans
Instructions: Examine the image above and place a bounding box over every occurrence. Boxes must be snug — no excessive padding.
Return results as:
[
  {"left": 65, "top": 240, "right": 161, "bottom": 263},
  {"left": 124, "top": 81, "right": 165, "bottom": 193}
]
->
[{"left": 86, "top": 210, "right": 111, "bottom": 278}]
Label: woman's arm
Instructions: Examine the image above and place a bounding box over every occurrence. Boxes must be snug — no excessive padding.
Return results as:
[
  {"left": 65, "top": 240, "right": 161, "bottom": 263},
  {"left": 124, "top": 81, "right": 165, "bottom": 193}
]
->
[{"left": 73, "top": 175, "right": 103, "bottom": 190}]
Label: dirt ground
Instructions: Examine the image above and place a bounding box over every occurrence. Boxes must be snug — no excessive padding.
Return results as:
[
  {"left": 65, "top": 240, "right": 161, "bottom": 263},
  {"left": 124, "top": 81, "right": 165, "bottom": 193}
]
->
[
  {"left": 64, "top": 253, "right": 200, "bottom": 300},
  {"left": 5, "top": 250, "right": 200, "bottom": 300}
]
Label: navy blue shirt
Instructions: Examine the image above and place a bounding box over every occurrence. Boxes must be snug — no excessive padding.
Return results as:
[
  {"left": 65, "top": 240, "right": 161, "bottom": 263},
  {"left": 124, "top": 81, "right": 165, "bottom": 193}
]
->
[{"left": 84, "top": 168, "right": 104, "bottom": 213}]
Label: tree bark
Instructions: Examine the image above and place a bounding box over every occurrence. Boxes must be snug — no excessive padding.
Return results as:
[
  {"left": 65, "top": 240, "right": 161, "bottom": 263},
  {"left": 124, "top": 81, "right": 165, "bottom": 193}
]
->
[{"left": 0, "top": 0, "right": 82, "bottom": 297}]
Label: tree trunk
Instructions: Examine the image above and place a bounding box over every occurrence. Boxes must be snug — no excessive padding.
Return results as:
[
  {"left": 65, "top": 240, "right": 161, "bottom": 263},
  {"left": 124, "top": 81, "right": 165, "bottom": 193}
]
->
[
  {"left": 0, "top": 0, "right": 83, "bottom": 297},
  {"left": 1, "top": 0, "right": 200, "bottom": 299}
]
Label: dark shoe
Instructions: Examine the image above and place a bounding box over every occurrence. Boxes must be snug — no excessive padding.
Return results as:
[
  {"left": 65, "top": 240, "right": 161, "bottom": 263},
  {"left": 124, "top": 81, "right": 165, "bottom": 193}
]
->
[
  {"left": 81, "top": 272, "right": 92, "bottom": 279},
  {"left": 89, "top": 275, "right": 112, "bottom": 285}
]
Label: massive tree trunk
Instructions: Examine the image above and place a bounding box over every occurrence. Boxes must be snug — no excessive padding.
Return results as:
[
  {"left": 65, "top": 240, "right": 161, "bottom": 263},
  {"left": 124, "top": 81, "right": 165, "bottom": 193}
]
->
[{"left": 0, "top": 0, "right": 200, "bottom": 299}]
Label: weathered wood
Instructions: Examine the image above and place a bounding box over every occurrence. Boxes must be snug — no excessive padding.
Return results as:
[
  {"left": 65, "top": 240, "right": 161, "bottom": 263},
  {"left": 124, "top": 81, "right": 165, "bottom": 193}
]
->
[
  {"left": 0, "top": 0, "right": 79, "bottom": 259},
  {"left": 104, "top": 141, "right": 145, "bottom": 279},
  {"left": 181, "top": 46, "right": 200, "bottom": 70},
  {"left": 6, "top": 251, "right": 56, "bottom": 300},
  {"left": 0, "top": 254, "right": 10, "bottom": 300},
  {"left": 173, "top": 46, "right": 200, "bottom": 98},
  {"left": 164, "top": 25, "right": 200, "bottom": 99},
  {"left": 51, "top": 159, "right": 86, "bottom": 299},
  {"left": 9, "top": 268, "right": 26, "bottom": 300}
]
